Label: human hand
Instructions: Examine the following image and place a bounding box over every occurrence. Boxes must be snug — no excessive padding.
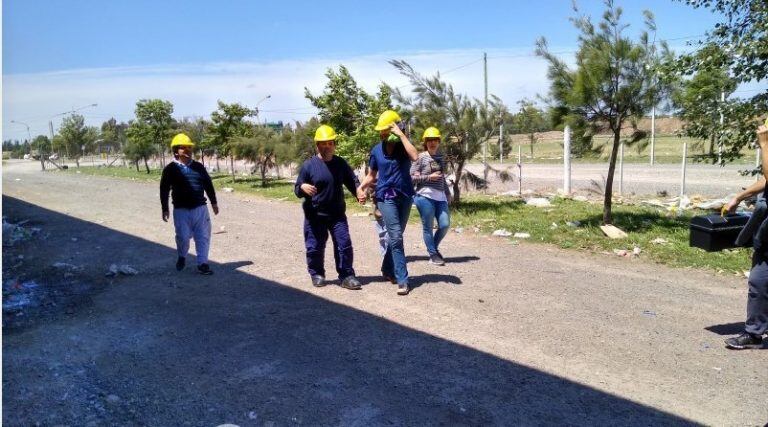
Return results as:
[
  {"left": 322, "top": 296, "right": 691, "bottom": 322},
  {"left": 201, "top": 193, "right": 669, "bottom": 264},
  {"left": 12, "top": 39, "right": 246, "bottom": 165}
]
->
[
  {"left": 301, "top": 183, "right": 317, "bottom": 196},
  {"left": 356, "top": 187, "right": 367, "bottom": 204},
  {"left": 162, "top": 210, "right": 169, "bottom": 222},
  {"left": 428, "top": 172, "right": 442, "bottom": 182},
  {"left": 390, "top": 123, "right": 405, "bottom": 138},
  {"left": 212, "top": 204, "right": 219, "bottom": 215},
  {"left": 758, "top": 124, "right": 768, "bottom": 149},
  {"left": 722, "top": 198, "right": 740, "bottom": 216}
]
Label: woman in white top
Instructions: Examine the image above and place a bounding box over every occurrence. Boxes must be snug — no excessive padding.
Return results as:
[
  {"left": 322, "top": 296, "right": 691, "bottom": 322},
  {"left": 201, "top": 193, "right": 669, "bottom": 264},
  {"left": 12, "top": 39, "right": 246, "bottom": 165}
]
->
[{"left": 410, "top": 127, "right": 451, "bottom": 265}]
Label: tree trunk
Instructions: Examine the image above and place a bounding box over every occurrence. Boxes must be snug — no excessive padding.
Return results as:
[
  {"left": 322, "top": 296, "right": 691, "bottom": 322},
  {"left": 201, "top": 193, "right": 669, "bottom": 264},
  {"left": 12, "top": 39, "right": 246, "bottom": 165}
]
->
[
  {"left": 144, "top": 157, "right": 150, "bottom": 174},
  {"left": 230, "top": 155, "right": 236, "bottom": 183},
  {"left": 602, "top": 129, "right": 622, "bottom": 224},
  {"left": 451, "top": 158, "right": 465, "bottom": 206},
  {"left": 529, "top": 134, "right": 535, "bottom": 159},
  {"left": 709, "top": 134, "right": 715, "bottom": 155},
  {"left": 216, "top": 154, "right": 221, "bottom": 172},
  {"left": 75, "top": 157, "right": 80, "bottom": 168},
  {"left": 39, "top": 156, "right": 46, "bottom": 171},
  {"left": 260, "top": 162, "right": 268, "bottom": 187}
]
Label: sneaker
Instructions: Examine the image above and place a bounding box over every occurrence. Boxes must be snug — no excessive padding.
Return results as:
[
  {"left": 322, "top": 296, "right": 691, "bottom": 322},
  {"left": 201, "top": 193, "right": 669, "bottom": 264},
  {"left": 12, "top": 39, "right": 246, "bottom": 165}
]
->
[
  {"left": 311, "top": 275, "right": 326, "bottom": 287},
  {"left": 197, "top": 264, "right": 213, "bottom": 275},
  {"left": 724, "top": 332, "right": 763, "bottom": 350},
  {"left": 175, "top": 257, "right": 186, "bottom": 271},
  {"left": 381, "top": 271, "right": 397, "bottom": 284},
  {"left": 397, "top": 283, "right": 409, "bottom": 296},
  {"left": 340, "top": 276, "right": 362, "bottom": 290},
  {"left": 429, "top": 253, "right": 445, "bottom": 266}
]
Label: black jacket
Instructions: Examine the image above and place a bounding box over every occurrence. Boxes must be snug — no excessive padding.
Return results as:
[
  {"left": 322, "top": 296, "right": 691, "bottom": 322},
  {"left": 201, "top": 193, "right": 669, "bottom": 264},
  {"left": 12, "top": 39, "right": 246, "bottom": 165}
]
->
[{"left": 160, "top": 160, "right": 217, "bottom": 212}]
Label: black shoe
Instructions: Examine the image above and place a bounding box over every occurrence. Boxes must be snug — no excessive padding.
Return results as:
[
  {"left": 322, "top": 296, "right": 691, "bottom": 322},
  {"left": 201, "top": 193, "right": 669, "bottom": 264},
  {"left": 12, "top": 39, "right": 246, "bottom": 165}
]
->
[
  {"left": 197, "top": 264, "right": 213, "bottom": 275},
  {"left": 429, "top": 253, "right": 445, "bottom": 266},
  {"left": 340, "top": 276, "right": 362, "bottom": 290},
  {"left": 176, "top": 257, "right": 186, "bottom": 271},
  {"left": 397, "top": 283, "right": 410, "bottom": 295},
  {"left": 381, "top": 271, "right": 397, "bottom": 284},
  {"left": 311, "top": 275, "right": 326, "bottom": 287},
  {"left": 724, "top": 332, "right": 763, "bottom": 350}
]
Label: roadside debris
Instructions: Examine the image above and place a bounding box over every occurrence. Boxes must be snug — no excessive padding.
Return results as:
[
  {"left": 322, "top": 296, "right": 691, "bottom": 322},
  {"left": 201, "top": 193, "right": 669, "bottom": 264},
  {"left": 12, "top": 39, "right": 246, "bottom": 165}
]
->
[
  {"left": 2, "top": 218, "right": 40, "bottom": 246},
  {"left": 222, "top": 187, "right": 234, "bottom": 193},
  {"left": 651, "top": 237, "right": 669, "bottom": 245},
  {"left": 492, "top": 229, "right": 512, "bottom": 237},
  {"left": 105, "top": 264, "right": 139, "bottom": 277},
  {"left": 526, "top": 198, "right": 552, "bottom": 208},
  {"left": 642, "top": 310, "right": 657, "bottom": 317},
  {"left": 513, "top": 232, "right": 531, "bottom": 239},
  {"left": 600, "top": 225, "right": 628, "bottom": 239},
  {"left": 566, "top": 220, "right": 581, "bottom": 228},
  {"left": 453, "top": 227, "right": 464, "bottom": 234}
]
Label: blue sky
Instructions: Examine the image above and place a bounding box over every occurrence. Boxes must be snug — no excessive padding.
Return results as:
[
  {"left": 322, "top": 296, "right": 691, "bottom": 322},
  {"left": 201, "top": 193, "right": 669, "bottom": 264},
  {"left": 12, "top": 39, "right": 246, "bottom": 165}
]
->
[{"left": 2, "top": 0, "right": 729, "bottom": 140}]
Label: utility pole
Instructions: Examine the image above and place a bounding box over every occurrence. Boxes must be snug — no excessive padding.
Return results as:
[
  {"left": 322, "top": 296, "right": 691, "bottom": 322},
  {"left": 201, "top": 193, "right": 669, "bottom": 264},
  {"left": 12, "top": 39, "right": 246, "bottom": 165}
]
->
[
  {"left": 483, "top": 52, "right": 488, "bottom": 171},
  {"left": 499, "top": 119, "right": 504, "bottom": 164},
  {"left": 718, "top": 91, "right": 725, "bottom": 166},
  {"left": 650, "top": 105, "right": 656, "bottom": 166}
]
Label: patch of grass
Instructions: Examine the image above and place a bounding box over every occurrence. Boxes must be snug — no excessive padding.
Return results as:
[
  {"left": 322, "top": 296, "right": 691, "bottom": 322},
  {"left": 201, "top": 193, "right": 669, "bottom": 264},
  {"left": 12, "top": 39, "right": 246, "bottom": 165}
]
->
[{"left": 449, "top": 196, "right": 751, "bottom": 273}]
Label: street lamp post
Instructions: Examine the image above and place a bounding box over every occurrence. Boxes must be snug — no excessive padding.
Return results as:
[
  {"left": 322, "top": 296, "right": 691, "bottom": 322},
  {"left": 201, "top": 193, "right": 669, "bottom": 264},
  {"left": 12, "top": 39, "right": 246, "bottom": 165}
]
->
[
  {"left": 254, "top": 95, "right": 271, "bottom": 126},
  {"left": 10, "top": 120, "right": 42, "bottom": 170}
]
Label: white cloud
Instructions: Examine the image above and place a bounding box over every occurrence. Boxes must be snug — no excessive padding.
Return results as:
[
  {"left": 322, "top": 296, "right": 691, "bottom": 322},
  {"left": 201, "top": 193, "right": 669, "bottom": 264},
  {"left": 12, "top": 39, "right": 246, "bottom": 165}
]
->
[{"left": 2, "top": 48, "right": 560, "bottom": 140}]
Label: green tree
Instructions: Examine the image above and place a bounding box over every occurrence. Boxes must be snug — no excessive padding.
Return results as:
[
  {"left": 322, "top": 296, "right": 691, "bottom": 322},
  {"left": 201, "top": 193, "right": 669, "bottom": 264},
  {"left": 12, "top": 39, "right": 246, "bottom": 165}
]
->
[
  {"left": 208, "top": 101, "right": 256, "bottom": 182},
  {"left": 125, "top": 121, "right": 156, "bottom": 173},
  {"left": 536, "top": 1, "right": 662, "bottom": 224},
  {"left": 55, "top": 114, "right": 98, "bottom": 167},
  {"left": 671, "top": 63, "right": 737, "bottom": 155},
  {"left": 305, "top": 65, "right": 392, "bottom": 168},
  {"left": 176, "top": 116, "right": 211, "bottom": 165},
  {"left": 512, "top": 99, "right": 549, "bottom": 159},
  {"left": 31, "top": 135, "right": 51, "bottom": 169},
  {"left": 666, "top": 0, "right": 767, "bottom": 162},
  {"left": 389, "top": 60, "right": 511, "bottom": 204},
  {"left": 229, "top": 126, "right": 291, "bottom": 186},
  {"left": 134, "top": 99, "right": 175, "bottom": 166}
]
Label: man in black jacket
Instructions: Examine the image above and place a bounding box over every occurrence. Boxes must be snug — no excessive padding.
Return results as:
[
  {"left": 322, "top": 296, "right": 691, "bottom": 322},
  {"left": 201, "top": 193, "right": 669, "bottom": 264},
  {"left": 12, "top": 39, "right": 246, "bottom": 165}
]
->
[{"left": 160, "top": 133, "right": 219, "bottom": 275}]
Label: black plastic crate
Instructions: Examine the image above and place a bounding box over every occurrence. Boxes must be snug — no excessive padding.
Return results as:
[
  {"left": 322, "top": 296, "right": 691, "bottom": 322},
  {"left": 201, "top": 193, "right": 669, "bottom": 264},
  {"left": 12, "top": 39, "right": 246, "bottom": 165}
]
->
[{"left": 689, "top": 213, "right": 750, "bottom": 251}]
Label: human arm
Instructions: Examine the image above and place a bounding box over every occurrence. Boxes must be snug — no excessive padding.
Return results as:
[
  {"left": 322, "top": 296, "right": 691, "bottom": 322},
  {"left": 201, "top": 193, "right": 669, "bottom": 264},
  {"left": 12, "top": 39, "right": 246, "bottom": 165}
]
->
[
  {"left": 160, "top": 166, "right": 171, "bottom": 221},
  {"left": 200, "top": 166, "right": 219, "bottom": 215},
  {"left": 390, "top": 123, "right": 418, "bottom": 161},
  {"left": 723, "top": 178, "right": 766, "bottom": 214},
  {"left": 294, "top": 164, "right": 317, "bottom": 197},
  {"left": 759, "top": 124, "right": 768, "bottom": 182},
  {"left": 358, "top": 168, "right": 378, "bottom": 203},
  {"left": 341, "top": 159, "right": 362, "bottom": 198}
]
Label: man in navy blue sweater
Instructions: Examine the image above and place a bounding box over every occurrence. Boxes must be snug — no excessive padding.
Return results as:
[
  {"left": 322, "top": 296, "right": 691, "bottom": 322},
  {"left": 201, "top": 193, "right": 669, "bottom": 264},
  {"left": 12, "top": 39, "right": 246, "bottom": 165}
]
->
[
  {"left": 294, "top": 125, "right": 363, "bottom": 290},
  {"left": 160, "top": 133, "right": 219, "bottom": 275}
]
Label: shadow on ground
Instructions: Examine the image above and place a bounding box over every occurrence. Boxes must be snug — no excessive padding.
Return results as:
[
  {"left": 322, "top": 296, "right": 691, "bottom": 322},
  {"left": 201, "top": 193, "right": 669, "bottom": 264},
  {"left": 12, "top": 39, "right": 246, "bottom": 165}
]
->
[
  {"left": 2, "top": 196, "right": 696, "bottom": 426},
  {"left": 406, "top": 255, "right": 480, "bottom": 264}
]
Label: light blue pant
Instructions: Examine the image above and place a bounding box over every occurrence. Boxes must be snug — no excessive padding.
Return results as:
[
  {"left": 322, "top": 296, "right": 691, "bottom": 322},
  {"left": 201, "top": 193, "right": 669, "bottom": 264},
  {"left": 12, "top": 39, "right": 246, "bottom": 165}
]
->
[
  {"left": 413, "top": 195, "right": 450, "bottom": 256},
  {"left": 377, "top": 194, "right": 412, "bottom": 285},
  {"left": 173, "top": 205, "right": 212, "bottom": 266}
]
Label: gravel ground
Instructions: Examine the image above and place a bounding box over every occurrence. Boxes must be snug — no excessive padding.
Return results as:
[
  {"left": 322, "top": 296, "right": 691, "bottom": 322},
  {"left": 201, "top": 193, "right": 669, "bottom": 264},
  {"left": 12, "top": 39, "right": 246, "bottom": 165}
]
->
[{"left": 2, "top": 160, "right": 766, "bottom": 426}]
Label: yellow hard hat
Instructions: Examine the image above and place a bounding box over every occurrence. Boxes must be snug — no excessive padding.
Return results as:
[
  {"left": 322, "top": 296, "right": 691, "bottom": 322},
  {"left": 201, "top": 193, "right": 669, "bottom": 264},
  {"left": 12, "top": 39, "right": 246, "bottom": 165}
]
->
[
  {"left": 170, "top": 133, "right": 195, "bottom": 147},
  {"left": 374, "top": 110, "right": 401, "bottom": 131},
  {"left": 422, "top": 127, "right": 441, "bottom": 141},
  {"left": 314, "top": 125, "right": 337, "bottom": 142}
]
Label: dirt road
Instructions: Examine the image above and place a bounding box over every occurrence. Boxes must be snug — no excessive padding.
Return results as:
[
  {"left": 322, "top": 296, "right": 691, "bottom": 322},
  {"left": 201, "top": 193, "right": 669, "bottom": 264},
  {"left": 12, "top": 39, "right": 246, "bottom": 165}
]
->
[{"left": 2, "top": 160, "right": 765, "bottom": 426}]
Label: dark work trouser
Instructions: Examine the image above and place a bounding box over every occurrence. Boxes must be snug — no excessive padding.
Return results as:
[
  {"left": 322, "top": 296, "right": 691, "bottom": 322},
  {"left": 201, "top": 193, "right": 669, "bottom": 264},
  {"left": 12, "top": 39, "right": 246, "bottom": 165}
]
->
[
  {"left": 303, "top": 214, "right": 355, "bottom": 280},
  {"left": 746, "top": 252, "right": 768, "bottom": 335}
]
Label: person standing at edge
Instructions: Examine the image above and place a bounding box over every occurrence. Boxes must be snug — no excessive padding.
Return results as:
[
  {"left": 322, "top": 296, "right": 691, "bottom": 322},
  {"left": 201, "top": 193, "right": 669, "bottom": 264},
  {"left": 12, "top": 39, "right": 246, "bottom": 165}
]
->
[
  {"left": 358, "top": 110, "right": 419, "bottom": 295},
  {"left": 722, "top": 121, "right": 768, "bottom": 349},
  {"left": 160, "top": 133, "right": 219, "bottom": 275},
  {"left": 295, "top": 125, "right": 363, "bottom": 290},
  {"left": 411, "top": 127, "right": 452, "bottom": 265}
]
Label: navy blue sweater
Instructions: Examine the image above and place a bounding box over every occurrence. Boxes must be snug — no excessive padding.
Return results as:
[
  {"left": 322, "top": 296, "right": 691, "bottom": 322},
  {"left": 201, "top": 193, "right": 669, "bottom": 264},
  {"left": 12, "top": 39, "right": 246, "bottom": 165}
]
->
[
  {"left": 294, "top": 155, "right": 360, "bottom": 218},
  {"left": 160, "top": 160, "right": 217, "bottom": 212}
]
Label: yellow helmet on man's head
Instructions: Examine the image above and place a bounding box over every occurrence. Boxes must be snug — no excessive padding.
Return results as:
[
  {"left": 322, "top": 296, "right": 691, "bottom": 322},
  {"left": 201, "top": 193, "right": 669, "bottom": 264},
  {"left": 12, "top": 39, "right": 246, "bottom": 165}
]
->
[
  {"left": 314, "top": 125, "right": 337, "bottom": 142},
  {"left": 374, "top": 110, "right": 401, "bottom": 131},
  {"left": 171, "top": 133, "right": 195, "bottom": 147},
  {"left": 422, "top": 127, "right": 441, "bottom": 141}
]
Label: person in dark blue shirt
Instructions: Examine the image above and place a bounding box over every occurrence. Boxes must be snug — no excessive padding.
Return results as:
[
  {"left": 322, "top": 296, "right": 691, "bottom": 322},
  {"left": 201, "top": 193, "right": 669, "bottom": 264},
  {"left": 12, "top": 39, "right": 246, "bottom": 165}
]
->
[
  {"left": 358, "top": 110, "right": 419, "bottom": 295},
  {"left": 294, "top": 125, "right": 363, "bottom": 290},
  {"left": 160, "top": 133, "right": 219, "bottom": 275}
]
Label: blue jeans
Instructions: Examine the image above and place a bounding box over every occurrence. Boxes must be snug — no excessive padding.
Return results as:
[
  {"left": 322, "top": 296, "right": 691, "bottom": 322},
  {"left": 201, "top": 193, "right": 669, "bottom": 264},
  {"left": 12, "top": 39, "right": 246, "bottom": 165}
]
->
[
  {"left": 413, "top": 195, "right": 450, "bottom": 256},
  {"left": 377, "top": 194, "right": 412, "bottom": 285}
]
